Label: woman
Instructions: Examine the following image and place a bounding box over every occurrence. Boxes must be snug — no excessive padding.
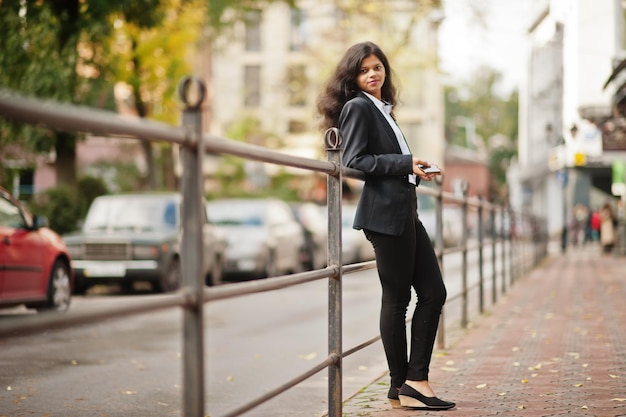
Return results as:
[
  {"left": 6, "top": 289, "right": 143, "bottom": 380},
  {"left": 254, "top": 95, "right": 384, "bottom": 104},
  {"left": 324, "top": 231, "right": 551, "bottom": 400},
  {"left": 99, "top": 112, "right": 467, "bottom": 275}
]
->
[
  {"left": 600, "top": 202, "right": 616, "bottom": 253},
  {"left": 317, "top": 41, "right": 455, "bottom": 410}
]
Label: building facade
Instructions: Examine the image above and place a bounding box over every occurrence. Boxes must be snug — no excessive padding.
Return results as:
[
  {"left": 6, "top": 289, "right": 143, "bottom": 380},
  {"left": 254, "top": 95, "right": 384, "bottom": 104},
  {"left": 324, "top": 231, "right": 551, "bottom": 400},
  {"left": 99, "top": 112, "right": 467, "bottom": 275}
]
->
[
  {"left": 513, "top": 0, "right": 626, "bottom": 238},
  {"left": 205, "top": 0, "right": 446, "bottom": 189}
]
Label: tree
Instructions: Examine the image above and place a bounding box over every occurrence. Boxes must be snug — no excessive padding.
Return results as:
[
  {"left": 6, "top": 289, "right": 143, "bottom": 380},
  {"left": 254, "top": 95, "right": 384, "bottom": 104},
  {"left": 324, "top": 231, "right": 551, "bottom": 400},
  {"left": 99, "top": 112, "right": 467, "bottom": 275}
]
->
[
  {"left": 444, "top": 65, "right": 518, "bottom": 199},
  {"left": 0, "top": 0, "right": 162, "bottom": 188}
]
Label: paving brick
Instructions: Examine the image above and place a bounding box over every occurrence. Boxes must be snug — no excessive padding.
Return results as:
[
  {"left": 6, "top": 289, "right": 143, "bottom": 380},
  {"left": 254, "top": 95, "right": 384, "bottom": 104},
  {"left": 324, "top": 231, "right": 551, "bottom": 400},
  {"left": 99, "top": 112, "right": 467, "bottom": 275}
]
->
[{"left": 342, "top": 246, "right": 626, "bottom": 417}]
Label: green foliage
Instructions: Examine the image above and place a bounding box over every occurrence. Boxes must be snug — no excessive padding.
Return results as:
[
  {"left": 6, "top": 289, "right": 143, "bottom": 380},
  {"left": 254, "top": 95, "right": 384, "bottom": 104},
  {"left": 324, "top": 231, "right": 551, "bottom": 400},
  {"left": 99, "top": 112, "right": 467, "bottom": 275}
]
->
[
  {"left": 77, "top": 175, "right": 109, "bottom": 218},
  {"left": 444, "top": 66, "right": 519, "bottom": 198},
  {"left": 27, "top": 175, "right": 110, "bottom": 234},
  {"left": 28, "top": 186, "right": 82, "bottom": 235}
]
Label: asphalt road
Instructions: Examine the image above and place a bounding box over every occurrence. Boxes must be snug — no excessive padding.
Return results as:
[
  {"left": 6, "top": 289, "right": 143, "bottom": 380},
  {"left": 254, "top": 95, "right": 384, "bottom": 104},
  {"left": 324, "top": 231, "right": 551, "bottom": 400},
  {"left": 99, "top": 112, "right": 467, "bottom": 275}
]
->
[{"left": 0, "top": 241, "right": 517, "bottom": 417}]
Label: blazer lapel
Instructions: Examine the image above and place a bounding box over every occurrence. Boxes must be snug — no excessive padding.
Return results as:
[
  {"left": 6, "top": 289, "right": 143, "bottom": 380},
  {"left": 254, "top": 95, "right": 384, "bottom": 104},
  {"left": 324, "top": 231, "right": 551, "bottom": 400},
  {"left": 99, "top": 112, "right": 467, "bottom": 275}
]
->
[{"left": 358, "top": 92, "right": 402, "bottom": 153}]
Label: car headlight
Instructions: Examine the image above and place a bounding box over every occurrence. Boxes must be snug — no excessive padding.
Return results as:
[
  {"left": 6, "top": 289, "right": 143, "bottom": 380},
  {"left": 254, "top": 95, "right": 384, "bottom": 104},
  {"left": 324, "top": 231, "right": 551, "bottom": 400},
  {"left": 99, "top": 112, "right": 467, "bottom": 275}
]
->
[{"left": 133, "top": 245, "right": 159, "bottom": 259}]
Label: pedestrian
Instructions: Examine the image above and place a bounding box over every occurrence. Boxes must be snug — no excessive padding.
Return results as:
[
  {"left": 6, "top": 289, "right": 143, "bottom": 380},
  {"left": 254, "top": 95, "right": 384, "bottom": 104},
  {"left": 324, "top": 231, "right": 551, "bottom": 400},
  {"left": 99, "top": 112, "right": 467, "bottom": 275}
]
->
[
  {"left": 317, "top": 41, "right": 455, "bottom": 411},
  {"left": 600, "top": 201, "right": 617, "bottom": 253},
  {"left": 590, "top": 208, "right": 601, "bottom": 242}
]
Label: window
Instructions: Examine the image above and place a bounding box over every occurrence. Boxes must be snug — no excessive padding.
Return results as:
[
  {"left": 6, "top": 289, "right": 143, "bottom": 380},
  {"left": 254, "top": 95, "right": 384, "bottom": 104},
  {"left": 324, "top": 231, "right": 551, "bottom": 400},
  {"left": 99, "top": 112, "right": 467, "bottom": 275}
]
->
[
  {"left": 289, "top": 8, "right": 307, "bottom": 51},
  {"left": 287, "top": 65, "right": 307, "bottom": 107},
  {"left": 244, "top": 10, "right": 262, "bottom": 52},
  {"left": 244, "top": 65, "right": 261, "bottom": 107}
]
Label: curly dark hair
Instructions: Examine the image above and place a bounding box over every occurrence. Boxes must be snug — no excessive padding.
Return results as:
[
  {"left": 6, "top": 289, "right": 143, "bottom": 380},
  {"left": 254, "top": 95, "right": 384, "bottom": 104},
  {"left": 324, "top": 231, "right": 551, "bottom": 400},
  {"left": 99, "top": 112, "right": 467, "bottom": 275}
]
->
[{"left": 316, "top": 41, "right": 398, "bottom": 131}]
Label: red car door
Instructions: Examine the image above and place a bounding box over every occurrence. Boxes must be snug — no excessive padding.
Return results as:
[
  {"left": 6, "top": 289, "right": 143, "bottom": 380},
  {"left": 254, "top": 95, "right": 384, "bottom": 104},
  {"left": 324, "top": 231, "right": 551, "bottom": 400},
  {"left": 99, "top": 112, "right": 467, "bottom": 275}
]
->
[{"left": 0, "top": 196, "right": 45, "bottom": 301}]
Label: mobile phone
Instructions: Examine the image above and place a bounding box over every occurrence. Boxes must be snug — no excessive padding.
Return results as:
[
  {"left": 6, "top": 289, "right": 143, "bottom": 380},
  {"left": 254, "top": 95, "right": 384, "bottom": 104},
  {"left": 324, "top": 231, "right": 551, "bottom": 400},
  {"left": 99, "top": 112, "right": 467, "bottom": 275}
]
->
[{"left": 418, "top": 164, "right": 441, "bottom": 174}]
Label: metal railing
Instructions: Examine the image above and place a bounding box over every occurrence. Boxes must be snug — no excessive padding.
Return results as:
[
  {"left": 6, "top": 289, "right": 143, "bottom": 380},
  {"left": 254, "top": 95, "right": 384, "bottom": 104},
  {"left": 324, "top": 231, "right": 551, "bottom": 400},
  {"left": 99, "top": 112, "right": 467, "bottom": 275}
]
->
[{"left": 0, "top": 79, "right": 548, "bottom": 417}]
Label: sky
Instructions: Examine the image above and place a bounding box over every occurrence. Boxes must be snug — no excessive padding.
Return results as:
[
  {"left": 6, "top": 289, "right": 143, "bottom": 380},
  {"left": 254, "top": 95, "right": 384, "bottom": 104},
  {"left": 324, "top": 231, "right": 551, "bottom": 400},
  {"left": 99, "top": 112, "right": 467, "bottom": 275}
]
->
[{"left": 438, "top": 0, "right": 529, "bottom": 95}]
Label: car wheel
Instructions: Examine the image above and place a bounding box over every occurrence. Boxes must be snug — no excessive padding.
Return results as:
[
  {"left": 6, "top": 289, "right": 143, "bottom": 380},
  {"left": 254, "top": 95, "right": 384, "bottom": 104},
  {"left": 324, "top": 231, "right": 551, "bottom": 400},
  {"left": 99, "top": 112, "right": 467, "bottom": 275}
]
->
[
  {"left": 37, "top": 260, "right": 72, "bottom": 312},
  {"left": 159, "top": 257, "right": 181, "bottom": 292},
  {"left": 206, "top": 254, "right": 224, "bottom": 286}
]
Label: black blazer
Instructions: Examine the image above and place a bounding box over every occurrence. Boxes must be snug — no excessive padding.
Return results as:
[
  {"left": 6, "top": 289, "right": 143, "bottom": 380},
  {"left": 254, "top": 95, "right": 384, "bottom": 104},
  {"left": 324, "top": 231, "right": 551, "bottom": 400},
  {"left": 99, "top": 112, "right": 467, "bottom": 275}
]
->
[{"left": 339, "top": 92, "right": 418, "bottom": 236}]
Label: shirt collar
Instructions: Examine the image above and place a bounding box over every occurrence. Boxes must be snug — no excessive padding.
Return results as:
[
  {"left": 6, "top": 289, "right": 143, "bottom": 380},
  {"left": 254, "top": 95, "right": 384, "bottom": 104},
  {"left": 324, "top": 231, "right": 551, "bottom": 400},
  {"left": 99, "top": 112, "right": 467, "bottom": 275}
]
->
[{"left": 362, "top": 91, "right": 393, "bottom": 115}]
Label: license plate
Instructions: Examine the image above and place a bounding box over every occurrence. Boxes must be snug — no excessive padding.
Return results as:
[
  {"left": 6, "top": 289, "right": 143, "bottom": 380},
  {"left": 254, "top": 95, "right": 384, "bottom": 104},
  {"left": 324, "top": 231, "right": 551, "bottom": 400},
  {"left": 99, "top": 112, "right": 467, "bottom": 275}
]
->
[{"left": 85, "top": 263, "right": 126, "bottom": 278}]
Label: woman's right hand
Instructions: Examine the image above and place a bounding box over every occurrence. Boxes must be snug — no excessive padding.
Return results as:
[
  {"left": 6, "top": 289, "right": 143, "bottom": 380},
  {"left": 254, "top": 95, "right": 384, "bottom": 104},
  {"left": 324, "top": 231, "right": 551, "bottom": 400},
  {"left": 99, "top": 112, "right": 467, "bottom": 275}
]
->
[{"left": 412, "top": 158, "right": 441, "bottom": 181}]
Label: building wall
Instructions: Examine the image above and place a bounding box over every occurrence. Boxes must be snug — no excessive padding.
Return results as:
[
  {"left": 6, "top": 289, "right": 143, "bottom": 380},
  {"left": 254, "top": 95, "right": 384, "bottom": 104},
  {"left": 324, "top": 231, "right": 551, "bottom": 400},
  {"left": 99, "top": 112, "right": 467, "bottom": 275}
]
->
[
  {"left": 208, "top": 1, "right": 445, "bottom": 171},
  {"left": 516, "top": 0, "right": 622, "bottom": 237}
]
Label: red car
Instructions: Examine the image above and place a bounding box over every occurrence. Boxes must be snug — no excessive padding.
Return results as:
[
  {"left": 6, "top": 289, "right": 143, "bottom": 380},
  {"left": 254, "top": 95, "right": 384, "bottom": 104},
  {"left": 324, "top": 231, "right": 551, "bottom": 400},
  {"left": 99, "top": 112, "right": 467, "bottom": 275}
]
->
[{"left": 0, "top": 186, "right": 73, "bottom": 312}]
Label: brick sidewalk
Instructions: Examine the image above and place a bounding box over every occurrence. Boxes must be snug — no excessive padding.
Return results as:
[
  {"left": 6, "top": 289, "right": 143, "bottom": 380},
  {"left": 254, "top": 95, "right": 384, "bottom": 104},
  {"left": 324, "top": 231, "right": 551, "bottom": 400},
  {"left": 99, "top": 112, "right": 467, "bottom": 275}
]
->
[{"left": 342, "top": 245, "right": 626, "bottom": 417}]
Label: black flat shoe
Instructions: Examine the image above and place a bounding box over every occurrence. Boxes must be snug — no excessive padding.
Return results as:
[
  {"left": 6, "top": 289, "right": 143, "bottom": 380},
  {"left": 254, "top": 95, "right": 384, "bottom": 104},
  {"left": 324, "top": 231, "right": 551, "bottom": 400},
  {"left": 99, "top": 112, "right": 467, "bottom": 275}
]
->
[
  {"left": 387, "top": 386, "right": 401, "bottom": 409},
  {"left": 398, "top": 384, "right": 456, "bottom": 410}
]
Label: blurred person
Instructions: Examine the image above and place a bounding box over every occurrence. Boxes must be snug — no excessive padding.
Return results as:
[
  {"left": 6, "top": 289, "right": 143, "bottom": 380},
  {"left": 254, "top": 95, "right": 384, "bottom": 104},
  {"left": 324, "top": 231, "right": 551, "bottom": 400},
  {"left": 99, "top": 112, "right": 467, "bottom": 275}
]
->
[
  {"left": 590, "top": 208, "right": 601, "bottom": 242},
  {"left": 317, "top": 41, "right": 454, "bottom": 411},
  {"left": 600, "top": 202, "right": 616, "bottom": 253}
]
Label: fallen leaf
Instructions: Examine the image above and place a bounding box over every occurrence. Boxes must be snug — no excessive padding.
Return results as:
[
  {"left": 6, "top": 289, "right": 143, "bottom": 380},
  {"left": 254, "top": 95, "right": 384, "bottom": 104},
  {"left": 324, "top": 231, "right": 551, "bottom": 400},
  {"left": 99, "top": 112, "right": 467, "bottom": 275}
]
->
[
  {"left": 6, "top": 386, "right": 11, "bottom": 391},
  {"left": 609, "top": 374, "right": 619, "bottom": 379},
  {"left": 582, "top": 363, "right": 588, "bottom": 368},
  {"left": 513, "top": 362, "right": 520, "bottom": 367},
  {"left": 465, "top": 349, "right": 474, "bottom": 355},
  {"left": 71, "top": 360, "right": 78, "bottom": 365},
  {"left": 299, "top": 352, "right": 318, "bottom": 361},
  {"left": 226, "top": 376, "right": 234, "bottom": 382},
  {"left": 498, "top": 392, "right": 507, "bottom": 396},
  {"left": 440, "top": 367, "right": 459, "bottom": 372},
  {"left": 521, "top": 378, "right": 529, "bottom": 384},
  {"left": 574, "top": 383, "right": 583, "bottom": 387},
  {"left": 157, "top": 402, "right": 169, "bottom": 406},
  {"left": 611, "top": 398, "right": 626, "bottom": 402},
  {"left": 445, "top": 360, "right": 455, "bottom": 365},
  {"left": 120, "top": 390, "right": 137, "bottom": 395},
  {"left": 512, "top": 347, "right": 520, "bottom": 352},
  {"left": 518, "top": 405, "right": 525, "bottom": 409},
  {"left": 475, "top": 383, "right": 487, "bottom": 389},
  {"left": 528, "top": 363, "right": 542, "bottom": 370},
  {"left": 581, "top": 405, "right": 588, "bottom": 409},
  {"left": 568, "top": 352, "right": 580, "bottom": 359},
  {"left": 531, "top": 373, "right": 538, "bottom": 377}
]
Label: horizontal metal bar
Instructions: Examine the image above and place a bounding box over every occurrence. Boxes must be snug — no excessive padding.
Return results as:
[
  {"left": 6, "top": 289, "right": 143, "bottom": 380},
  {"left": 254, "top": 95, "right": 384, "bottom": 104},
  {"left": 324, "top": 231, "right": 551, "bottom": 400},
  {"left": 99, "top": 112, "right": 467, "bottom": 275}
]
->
[
  {"left": 0, "top": 290, "right": 189, "bottom": 338},
  {"left": 342, "top": 260, "right": 377, "bottom": 275},
  {"left": 203, "top": 135, "right": 338, "bottom": 175},
  {"left": 0, "top": 90, "right": 192, "bottom": 147},
  {"left": 203, "top": 266, "right": 338, "bottom": 302},
  {"left": 342, "top": 334, "right": 381, "bottom": 358},
  {"left": 219, "top": 353, "right": 340, "bottom": 417}
]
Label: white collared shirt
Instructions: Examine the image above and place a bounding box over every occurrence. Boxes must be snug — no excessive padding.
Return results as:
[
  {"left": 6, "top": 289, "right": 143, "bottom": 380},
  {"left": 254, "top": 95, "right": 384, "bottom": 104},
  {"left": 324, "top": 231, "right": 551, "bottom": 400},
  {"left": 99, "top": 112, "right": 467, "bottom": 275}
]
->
[{"left": 362, "top": 91, "right": 417, "bottom": 185}]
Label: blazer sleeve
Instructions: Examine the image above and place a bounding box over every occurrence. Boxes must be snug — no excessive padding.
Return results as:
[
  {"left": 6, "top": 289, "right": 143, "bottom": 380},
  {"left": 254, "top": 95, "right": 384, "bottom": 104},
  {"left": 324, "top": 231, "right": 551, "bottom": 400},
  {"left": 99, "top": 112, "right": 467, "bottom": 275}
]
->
[{"left": 339, "top": 98, "right": 413, "bottom": 176}]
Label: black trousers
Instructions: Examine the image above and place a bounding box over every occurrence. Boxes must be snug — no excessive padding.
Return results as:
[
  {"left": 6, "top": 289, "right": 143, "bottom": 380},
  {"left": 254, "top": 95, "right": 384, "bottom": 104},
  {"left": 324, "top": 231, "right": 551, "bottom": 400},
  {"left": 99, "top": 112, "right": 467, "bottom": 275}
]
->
[{"left": 364, "top": 193, "right": 447, "bottom": 388}]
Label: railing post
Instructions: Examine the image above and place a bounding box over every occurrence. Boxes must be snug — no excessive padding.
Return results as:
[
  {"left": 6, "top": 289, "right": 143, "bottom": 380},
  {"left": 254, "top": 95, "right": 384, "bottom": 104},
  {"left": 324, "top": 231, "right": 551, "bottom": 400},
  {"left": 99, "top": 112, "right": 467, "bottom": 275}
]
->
[
  {"left": 435, "top": 179, "right": 445, "bottom": 349},
  {"left": 500, "top": 203, "right": 507, "bottom": 295},
  {"left": 178, "top": 76, "right": 206, "bottom": 417},
  {"left": 477, "top": 197, "right": 485, "bottom": 314},
  {"left": 460, "top": 181, "right": 469, "bottom": 328},
  {"left": 325, "top": 128, "right": 343, "bottom": 417},
  {"left": 491, "top": 205, "right": 497, "bottom": 304}
]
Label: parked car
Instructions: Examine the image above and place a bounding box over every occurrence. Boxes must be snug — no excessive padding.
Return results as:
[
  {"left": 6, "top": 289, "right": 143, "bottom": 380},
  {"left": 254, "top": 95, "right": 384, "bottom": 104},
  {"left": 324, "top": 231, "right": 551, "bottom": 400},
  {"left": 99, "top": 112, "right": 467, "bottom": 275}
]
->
[
  {"left": 417, "top": 193, "right": 464, "bottom": 248},
  {"left": 206, "top": 198, "right": 305, "bottom": 279},
  {"left": 341, "top": 204, "right": 376, "bottom": 264},
  {"left": 63, "top": 192, "right": 227, "bottom": 294},
  {"left": 0, "top": 186, "right": 73, "bottom": 311},
  {"left": 289, "top": 202, "right": 327, "bottom": 271}
]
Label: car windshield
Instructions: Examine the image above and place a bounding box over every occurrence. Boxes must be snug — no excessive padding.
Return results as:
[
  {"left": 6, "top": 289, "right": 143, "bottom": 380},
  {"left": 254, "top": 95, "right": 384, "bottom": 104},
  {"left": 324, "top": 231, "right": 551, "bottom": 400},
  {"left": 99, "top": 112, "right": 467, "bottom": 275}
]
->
[
  {"left": 207, "top": 201, "right": 266, "bottom": 226},
  {"left": 83, "top": 196, "right": 178, "bottom": 232}
]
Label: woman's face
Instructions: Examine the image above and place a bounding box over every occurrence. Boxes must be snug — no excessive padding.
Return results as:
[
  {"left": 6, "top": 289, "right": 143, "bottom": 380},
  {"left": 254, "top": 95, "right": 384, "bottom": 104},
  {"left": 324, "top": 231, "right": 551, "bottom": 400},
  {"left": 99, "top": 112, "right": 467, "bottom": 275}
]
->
[{"left": 356, "top": 54, "right": 386, "bottom": 100}]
